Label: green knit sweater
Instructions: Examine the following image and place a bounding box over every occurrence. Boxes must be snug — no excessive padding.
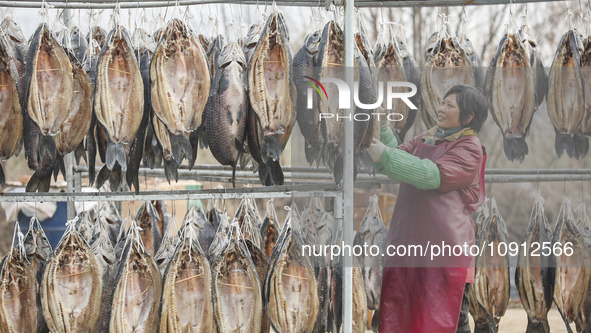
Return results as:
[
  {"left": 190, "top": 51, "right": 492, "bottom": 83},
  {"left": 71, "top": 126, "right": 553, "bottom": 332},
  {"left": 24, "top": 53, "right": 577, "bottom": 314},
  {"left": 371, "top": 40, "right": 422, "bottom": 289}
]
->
[{"left": 375, "top": 128, "right": 441, "bottom": 190}]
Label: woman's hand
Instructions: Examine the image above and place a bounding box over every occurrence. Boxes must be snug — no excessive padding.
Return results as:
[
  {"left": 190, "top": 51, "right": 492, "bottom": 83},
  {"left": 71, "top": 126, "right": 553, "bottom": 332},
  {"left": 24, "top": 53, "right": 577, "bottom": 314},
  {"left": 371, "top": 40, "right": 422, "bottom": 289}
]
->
[{"left": 368, "top": 138, "right": 387, "bottom": 163}]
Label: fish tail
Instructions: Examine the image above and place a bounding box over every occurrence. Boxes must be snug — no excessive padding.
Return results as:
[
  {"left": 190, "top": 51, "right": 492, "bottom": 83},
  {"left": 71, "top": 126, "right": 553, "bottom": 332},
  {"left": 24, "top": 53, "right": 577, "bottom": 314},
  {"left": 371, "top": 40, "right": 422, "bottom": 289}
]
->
[
  {"left": 125, "top": 166, "right": 140, "bottom": 194},
  {"left": 557, "top": 307, "right": 575, "bottom": 333},
  {"left": 525, "top": 319, "right": 550, "bottom": 333},
  {"left": 268, "top": 159, "right": 284, "bottom": 185},
  {"left": 39, "top": 135, "right": 57, "bottom": 161},
  {"left": 333, "top": 155, "right": 343, "bottom": 185},
  {"left": 95, "top": 165, "right": 111, "bottom": 189},
  {"left": 52, "top": 156, "right": 66, "bottom": 182},
  {"left": 503, "top": 136, "right": 528, "bottom": 163},
  {"left": 26, "top": 169, "right": 52, "bottom": 193},
  {"left": 170, "top": 133, "right": 193, "bottom": 165},
  {"left": 305, "top": 142, "right": 319, "bottom": 166},
  {"left": 574, "top": 134, "right": 589, "bottom": 159},
  {"left": 0, "top": 164, "right": 4, "bottom": 187},
  {"left": 261, "top": 135, "right": 282, "bottom": 163},
  {"left": 163, "top": 158, "right": 179, "bottom": 184},
  {"left": 258, "top": 162, "right": 272, "bottom": 186},
  {"left": 106, "top": 142, "right": 127, "bottom": 171},
  {"left": 189, "top": 129, "right": 200, "bottom": 170},
  {"left": 554, "top": 129, "right": 574, "bottom": 158},
  {"left": 357, "top": 149, "right": 375, "bottom": 175},
  {"left": 109, "top": 164, "right": 122, "bottom": 192},
  {"left": 74, "top": 141, "right": 87, "bottom": 165},
  {"left": 371, "top": 309, "right": 380, "bottom": 332}
]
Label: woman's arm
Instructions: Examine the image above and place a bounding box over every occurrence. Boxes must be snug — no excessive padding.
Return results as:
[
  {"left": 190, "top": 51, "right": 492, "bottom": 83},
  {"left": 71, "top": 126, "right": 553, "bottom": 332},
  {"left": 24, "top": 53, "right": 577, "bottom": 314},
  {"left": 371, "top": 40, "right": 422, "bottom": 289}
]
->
[{"left": 378, "top": 147, "right": 441, "bottom": 190}]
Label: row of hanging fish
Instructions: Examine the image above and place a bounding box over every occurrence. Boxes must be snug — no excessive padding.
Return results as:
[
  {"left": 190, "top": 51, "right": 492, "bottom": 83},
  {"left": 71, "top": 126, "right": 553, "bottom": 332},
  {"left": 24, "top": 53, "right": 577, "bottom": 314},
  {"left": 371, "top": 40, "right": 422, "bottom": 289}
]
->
[
  {"left": 0, "top": 195, "right": 395, "bottom": 333},
  {"left": 0, "top": 6, "right": 296, "bottom": 192},
  {"left": 469, "top": 193, "right": 591, "bottom": 333}
]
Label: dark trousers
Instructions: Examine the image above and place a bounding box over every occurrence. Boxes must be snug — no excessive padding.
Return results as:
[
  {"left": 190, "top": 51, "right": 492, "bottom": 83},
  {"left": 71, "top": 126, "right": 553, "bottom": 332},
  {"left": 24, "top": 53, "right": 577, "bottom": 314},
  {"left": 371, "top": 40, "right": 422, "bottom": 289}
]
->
[{"left": 457, "top": 283, "right": 471, "bottom": 333}]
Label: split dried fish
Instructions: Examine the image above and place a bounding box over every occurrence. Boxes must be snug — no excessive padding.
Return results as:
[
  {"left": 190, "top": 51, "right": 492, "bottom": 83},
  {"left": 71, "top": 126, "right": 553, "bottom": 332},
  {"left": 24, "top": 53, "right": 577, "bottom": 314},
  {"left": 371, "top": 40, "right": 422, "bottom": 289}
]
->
[
  {"left": 160, "top": 217, "right": 214, "bottom": 332},
  {"left": 211, "top": 236, "right": 262, "bottom": 332},
  {"left": 260, "top": 199, "right": 280, "bottom": 261},
  {"left": 0, "top": 33, "right": 23, "bottom": 187},
  {"left": 134, "top": 201, "right": 163, "bottom": 257},
  {"left": 374, "top": 26, "right": 420, "bottom": 142},
  {"left": 41, "top": 220, "right": 102, "bottom": 333},
  {"left": 94, "top": 25, "right": 145, "bottom": 192},
  {"left": 107, "top": 220, "right": 162, "bottom": 333},
  {"left": 353, "top": 195, "right": 387, "bottom": 332},
  {"left": 553, "top": 198, "right": 591, "bottom": 329},
  {"left": 0, "top": 223, "right": 38, "bottom": 333},
  {"left": 316, "top": 20, "right": 374, "bottom": 184},
  {"left": 422, "top": 27, "right": 475, "bottom": 129},
  {"left": 23, "top": 23, "right": 73, "bottom": 192},
  {"left": 247, "top": 10, "right": 295, "bottom": 185},
  {"left": 548, "top": 30, "right": 587, "bottom": 159},
  {"left": 264, "top": 210, "right": 318, "bottom": 333},
  {"left": 151, "top": 18, "right": 210, "bottom": 170},
  {"left": 516, "top": 192, "right": 555, "bottom": 333},
  {"left": 474, "top": 198, "right": 510, "bottom": 329}
]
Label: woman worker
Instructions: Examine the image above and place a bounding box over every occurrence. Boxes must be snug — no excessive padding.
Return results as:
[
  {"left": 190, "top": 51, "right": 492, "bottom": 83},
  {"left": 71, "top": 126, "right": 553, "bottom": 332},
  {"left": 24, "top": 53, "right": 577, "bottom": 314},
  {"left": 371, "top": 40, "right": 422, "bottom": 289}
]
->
[{"left": 368, "top": 84, "right": 488, "bottom": 333}]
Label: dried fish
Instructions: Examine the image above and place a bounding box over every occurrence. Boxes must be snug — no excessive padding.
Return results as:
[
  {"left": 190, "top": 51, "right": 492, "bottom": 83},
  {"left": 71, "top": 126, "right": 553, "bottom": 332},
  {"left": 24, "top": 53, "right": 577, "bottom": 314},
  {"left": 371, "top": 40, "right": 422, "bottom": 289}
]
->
[
  {"left": 211, "top": 236, "right": 262, "bottom": 332},
  {"left": 374, "top": 26, "right": 419, "bottom": 142},
  {"left": 134, "top": 201, "right": 163, "bottom": 257},
  {"left": 41, "top": 220, "right": 102, "bottom": 333},
  {"left": 260, "top": 198, "right": 281, "bottom": 260},
  {"left": 51, "top": 48, "right": 92, "bottom": 181},
  {"left": 160, "top": 217, "right": 214, "bottom": 332},
  {"left": 108, "top": 220, "right": 162, "bottom": 333},
  {"left": 154, "top": 214, "right": 181, "bottom": 275},
  {"left": 353, "top": 195, "right": 387, "bottom": 332},
  {"left": 151, "top": 18, "right": 210, "bottom": 171},
  {"left": 0, "top": 33, "right": 23, "bottom": 187},
  {"left": 0, "top": 223, "right": 37, "bottom": 333},
  {"left": 516, "top": 192, "right": 555, "bottom": 333},
  {"left": 474, "top": 198, "right": 510, "bottom": 330},
  {"left": 23, "top": 24, "right": 73, "bottom": 192},
  {"left": 548, "top": 30, "right": 587, "bottom": 159},
  {"left": 22, "top": 217, "right": 52, "bottom": 332},
  {"left": 578, "top": 34, "right": 591, "bottom": 157},
  {"left": 247, "top": 10, "right": 295, "bottom": 185},
  {"left": 294, "top": 30, "right": 322, "bottom": 166},
  {"left": 263, "top": 210, "right": 318, "bottom": 332},
  {"left": 94, "top": 25, "right": 145, "bottom": 192},
  {"left": 181, "top": 206, "right": 215, "bottom": 256},
  {"left": 205, "top": 40, "right": 248, "bottom": 187},
  {"left": 553, "top": 197, "right": 591, "bottom": 329},
  {"left": 422, "top": 25, "right": 475, "bottom": 129},
  {"left": 0, "top": 17, "right": 27, "bottom": 89},
  {"left": 233, "top": 198, "right": 263, "bottom": 248},
  {"left": 316, "top": 20, "right": 374, "bottom": 183}
]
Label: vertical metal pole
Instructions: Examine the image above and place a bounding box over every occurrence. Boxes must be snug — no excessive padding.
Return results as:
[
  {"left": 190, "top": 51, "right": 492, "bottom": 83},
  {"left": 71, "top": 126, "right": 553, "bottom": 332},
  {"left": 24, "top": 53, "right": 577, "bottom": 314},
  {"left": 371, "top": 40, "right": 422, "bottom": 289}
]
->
[
  {"left": 343, "top": 0, "right": 354, "bottom": 332},
  {"left": 63, "top": 8, "right": 75, "bottom": 220}
]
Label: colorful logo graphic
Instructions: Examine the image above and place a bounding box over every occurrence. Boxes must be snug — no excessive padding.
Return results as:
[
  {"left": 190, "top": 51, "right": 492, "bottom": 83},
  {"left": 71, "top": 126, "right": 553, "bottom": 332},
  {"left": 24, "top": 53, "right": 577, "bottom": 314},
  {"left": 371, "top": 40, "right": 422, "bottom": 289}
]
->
[{"left": 303, "top": 76, "right": 328, "bottom": 101}]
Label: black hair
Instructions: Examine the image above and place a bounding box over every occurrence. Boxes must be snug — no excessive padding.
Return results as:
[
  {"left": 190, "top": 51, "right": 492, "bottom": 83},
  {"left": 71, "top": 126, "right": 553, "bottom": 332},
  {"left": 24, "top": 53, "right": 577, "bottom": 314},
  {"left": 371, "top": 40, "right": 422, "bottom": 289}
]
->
[{"left": 443, "top": 84, "right": 488, "bottom": 133}]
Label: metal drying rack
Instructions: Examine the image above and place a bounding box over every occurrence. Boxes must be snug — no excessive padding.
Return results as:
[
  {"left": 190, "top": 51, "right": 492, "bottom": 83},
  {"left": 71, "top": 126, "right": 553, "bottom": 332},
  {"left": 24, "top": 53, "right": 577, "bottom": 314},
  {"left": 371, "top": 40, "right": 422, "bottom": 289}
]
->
[{"left": 0, "top": 0, "right": 584, "bottom": 332}]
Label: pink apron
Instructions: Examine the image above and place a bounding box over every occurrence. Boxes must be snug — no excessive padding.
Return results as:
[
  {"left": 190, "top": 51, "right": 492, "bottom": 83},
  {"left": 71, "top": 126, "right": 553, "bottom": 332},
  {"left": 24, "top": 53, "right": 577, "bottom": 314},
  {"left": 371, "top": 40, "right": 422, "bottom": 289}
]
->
[{"left": 378, "top": 138, "right": 485, "bottom": 333}]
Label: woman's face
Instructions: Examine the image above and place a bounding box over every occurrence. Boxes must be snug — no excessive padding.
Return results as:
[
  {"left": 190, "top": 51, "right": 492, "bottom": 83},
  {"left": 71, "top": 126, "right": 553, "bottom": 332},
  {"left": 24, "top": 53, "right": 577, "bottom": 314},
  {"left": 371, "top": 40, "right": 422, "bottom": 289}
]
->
[{"left": 437, "top": 94, "right": 466, "bottom": 129}]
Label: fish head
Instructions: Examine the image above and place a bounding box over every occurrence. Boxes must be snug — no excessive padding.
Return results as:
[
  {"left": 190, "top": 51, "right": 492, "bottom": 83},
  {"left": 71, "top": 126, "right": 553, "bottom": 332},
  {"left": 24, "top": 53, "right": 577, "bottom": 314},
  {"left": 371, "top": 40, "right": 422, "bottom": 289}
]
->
[
  {"left": 0, "top": 17, "right": 26, "bottom": 45},
  {"left": 132, "top": 28, "right": 156, "bottom": 54},
  {"left": 459, "top": 34, "right": 475, "bottom": 56},
  {"left": 397, "top": 38, "right": 411, "bottom": 59},
  {"left": 244, "top": 23, "right": 263, "bottom": 50},
  {"left": 70, "top": 26, "right": 87, "bottom": 50},
  {"left": 88, "top": 26, "right": 107, "bottom": 53},
  {"left": 304, "top": 30, "right": 322, "bottom": 55},
  {"left": 198, "top": 34, "right": 211, "bottom": 50},
  {"left": 425, "top": 32, "right": 439, "bottom": 57},
  {"left": 218, "top": 41, "right": 247, "bottom": 69}
]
